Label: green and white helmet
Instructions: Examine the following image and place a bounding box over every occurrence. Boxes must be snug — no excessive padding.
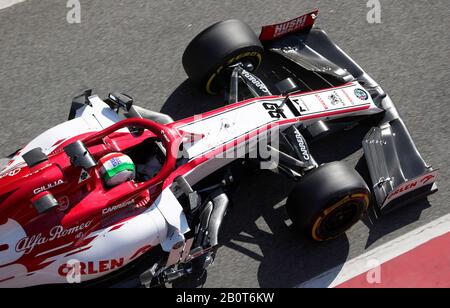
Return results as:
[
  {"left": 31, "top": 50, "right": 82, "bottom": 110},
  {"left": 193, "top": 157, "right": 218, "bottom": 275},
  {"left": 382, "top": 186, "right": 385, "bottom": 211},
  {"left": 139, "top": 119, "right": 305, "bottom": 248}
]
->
[{"left": 99, "top": 153, "right": 135, "bottom": 187}]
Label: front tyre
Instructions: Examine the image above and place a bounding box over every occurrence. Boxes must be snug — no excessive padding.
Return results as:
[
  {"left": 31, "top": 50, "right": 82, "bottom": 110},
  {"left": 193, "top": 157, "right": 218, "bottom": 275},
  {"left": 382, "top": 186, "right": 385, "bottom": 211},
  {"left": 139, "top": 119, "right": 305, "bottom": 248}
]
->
[
  {"left": 182, "top": 19, "right": 264, "bottom": 95},
  {"left": 285, "top": 162, "right": 371, "bottom": 241}
]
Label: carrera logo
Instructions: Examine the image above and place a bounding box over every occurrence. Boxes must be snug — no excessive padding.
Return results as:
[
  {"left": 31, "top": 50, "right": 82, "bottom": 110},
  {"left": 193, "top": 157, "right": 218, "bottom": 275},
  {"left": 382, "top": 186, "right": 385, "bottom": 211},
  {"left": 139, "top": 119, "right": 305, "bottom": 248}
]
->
[
  {"left": 102, "top": 199, "right": 135, "bottom": 216},
  {"left": 15, "top": 220, "right": 92, "bottom": 254},
  {"left": 33, "top": 179, "right": 64, "bottom": 195},
  {"left": 294, "top": 130, "right": 310, "bottom": 161},
  {"left": 241, "top": 70, "right": 269, "bottom": 93},
  {"left": 58, "top": 258, "right": 125, "bottom": 277}
]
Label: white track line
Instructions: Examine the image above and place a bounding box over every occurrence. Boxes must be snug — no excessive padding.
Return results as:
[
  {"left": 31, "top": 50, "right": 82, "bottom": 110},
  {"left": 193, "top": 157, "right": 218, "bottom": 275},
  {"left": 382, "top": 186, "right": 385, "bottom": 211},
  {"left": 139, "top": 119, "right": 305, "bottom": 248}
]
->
[
  {"left": 0, "top": 0, "right": 25, "bottom": 10},
  {"left": 298, "top": 213, "right": 450, "bottom": 288}
]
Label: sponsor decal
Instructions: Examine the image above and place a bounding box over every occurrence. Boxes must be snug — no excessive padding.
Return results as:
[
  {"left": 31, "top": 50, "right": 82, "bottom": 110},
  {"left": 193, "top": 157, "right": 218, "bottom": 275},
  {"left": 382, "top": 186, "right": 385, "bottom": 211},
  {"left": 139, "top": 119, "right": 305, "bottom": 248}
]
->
[
  {"left": 78, "top": 169, "right": 91, "bottom": 183},
  {"left": 328, "top": 92, "right": 345, "bottom": 106},
  {"left": 387, "top": 182, "right": 418, "bottom": 200},
  {"left": 342, "top": 89, "right": 356, "bottom": 105},
  {"left": 102, "top": 199, "right": 135, "bottom": 216},
  {"left": 315, "top": 94, "right": 329, "bottom": 110},
  {"left": 384, "top": 171, "right": 438, "bottom": 206},
  {"left": 259, "top": 11, "right": 318, "bottom": 41},
  {"left": 33, "top": 179, "right": 64, "bottom": 195},
  {"left": 15, "top": 220, "right": 92, "bottom": 254},
  {"left": 420, "top": 174, "right": 435, "bottom": 184},
  {"left": 274, "top": 15, "right": 308, "bottom": 38},
  {"left": 291, "top": 98, "right": 309, "bottom": 113},
  {"left": 101, "top": 193, "right": 152, "bottom": 228},
  {"left": 23, "top": 165, "right": 50, "bottom": 178},
  {"left": 294, "top": 130, "right": 310, "bottom": 161},
  {"left": 354, "top": 88, "right": 369, "bottom": 101},
  {"left": 0, "top": 168, "right": 22, "bottom": 179},
  {"left": 57, "top": 196, "right": 70, "bottom": 212},
  {"left": 241, "top": 70, "right": 269, "bottom": 94},
  {"left": 58, "top": 258, "right": 125, "bottom": 277}
]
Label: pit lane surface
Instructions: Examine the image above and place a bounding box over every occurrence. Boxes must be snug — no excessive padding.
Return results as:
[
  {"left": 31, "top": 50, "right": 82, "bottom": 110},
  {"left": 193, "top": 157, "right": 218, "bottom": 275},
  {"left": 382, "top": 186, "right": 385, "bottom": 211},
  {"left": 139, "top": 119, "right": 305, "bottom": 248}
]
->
[{"left": 0, "top": 0, "right": 449, "bottom": 287}]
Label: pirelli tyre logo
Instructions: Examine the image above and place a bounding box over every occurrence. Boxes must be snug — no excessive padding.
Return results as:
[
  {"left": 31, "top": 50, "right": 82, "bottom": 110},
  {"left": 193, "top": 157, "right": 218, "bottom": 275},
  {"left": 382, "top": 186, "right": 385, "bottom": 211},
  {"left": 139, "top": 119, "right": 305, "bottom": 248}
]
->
[{"left": 227, "top": 51, "right": 262, "bottom": 67}]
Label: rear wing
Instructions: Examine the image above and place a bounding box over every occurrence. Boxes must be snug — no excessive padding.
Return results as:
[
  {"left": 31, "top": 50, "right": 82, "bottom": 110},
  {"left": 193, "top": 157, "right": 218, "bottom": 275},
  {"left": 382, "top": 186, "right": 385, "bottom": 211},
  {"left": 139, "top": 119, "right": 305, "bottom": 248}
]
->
[{"left": 259, "top": 10, "right": 319, "bottom": 42}]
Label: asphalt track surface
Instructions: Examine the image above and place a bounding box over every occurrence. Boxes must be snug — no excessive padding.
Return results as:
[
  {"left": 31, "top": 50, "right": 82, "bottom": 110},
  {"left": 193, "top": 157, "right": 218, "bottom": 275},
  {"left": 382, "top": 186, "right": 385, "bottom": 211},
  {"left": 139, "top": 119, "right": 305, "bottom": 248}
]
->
[{"left": 0, "top": 0, "right": 449, "bottom": 287}]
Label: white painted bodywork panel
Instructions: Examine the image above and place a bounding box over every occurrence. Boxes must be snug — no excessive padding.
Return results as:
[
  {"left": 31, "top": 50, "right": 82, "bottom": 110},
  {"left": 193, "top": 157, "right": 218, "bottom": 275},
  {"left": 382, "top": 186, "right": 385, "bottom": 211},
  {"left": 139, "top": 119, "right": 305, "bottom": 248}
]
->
[{"left": 179, "top": 82, "right": 381, "bottom": 160}]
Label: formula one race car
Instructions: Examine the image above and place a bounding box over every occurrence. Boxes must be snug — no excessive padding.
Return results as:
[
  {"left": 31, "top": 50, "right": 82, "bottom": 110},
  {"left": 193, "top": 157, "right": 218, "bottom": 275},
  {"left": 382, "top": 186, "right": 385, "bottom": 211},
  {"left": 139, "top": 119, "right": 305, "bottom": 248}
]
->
[{"left": 0, "top": 11, "right": 438, "bottom": 288}]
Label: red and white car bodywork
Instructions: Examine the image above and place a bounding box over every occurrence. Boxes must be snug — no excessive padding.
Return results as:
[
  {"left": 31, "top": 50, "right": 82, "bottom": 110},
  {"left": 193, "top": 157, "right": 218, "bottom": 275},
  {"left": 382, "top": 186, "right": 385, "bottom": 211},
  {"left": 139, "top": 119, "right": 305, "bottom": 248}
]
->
[
  {"left": 0, "top": 11, "right": 438, "bottom": 288},
  {"left": 0, "top": 82, "right": 380, "bottom": 287}
]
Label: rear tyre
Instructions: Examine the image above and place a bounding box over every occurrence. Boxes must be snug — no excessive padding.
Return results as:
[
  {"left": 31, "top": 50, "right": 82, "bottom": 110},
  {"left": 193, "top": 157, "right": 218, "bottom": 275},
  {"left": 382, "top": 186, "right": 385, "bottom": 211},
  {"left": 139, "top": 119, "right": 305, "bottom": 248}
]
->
[
  {"left": 182, "top": 19, "right": 264, "bottom": 95},
  {"left": 285, "top": 162, "right": 370, "bottom": 241}
]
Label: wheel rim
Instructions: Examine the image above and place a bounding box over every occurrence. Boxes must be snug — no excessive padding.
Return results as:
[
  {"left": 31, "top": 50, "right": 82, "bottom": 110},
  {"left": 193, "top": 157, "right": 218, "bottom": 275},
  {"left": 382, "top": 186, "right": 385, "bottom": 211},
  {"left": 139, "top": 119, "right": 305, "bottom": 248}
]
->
[
  {"left": 205, "top": 52, "right": 263, "bottom": 95},
  {"left": 312, "top": 193, "right": 368, "bottom": 241},
  {"left": 319, "top": 202, "right": 359, "bottom": 236}
]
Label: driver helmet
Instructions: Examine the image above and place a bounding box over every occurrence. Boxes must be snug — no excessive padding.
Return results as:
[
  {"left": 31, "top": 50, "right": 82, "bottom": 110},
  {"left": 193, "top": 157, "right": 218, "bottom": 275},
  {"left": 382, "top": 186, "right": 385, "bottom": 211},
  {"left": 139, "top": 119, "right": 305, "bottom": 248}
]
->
[{"left": 99, "top": 153, "right": 135, "bottom": 187}]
